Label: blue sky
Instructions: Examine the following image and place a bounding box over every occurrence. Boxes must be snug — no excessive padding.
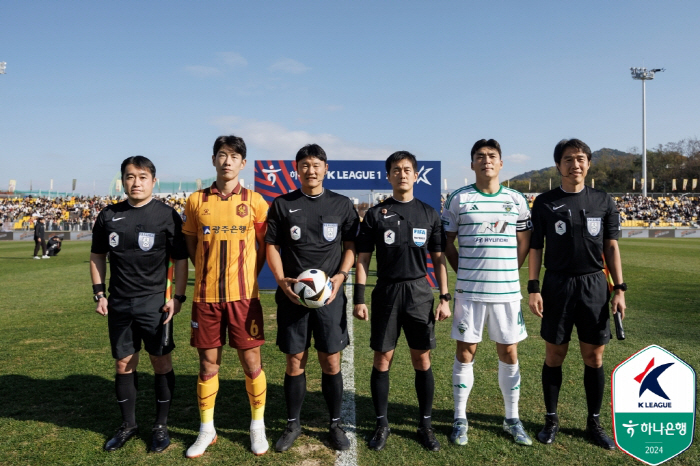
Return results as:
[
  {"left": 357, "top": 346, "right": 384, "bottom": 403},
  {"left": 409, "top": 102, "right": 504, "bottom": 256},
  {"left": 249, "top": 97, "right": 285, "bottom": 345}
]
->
[{"left": 2, "top": 1, "right": 699, "bottom": 195}]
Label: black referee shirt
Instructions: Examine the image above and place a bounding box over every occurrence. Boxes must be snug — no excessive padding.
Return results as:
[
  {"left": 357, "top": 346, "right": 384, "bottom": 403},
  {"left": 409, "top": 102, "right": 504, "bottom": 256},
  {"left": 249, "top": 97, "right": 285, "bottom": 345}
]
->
[
  {"left": 91, "top": 199, "right": 188, "bottom": 297},
  {"left": 356, "top": 197, "right": 444, "bottom": 282},
  {"left": 530, "top": 186, "right": 620, "bottom": 275},
  {"left": 265, "top": 189, "right": 359, "bottom": 278},
  {"left": 34, "top": 221, "right": 45, "bottom": 240}
]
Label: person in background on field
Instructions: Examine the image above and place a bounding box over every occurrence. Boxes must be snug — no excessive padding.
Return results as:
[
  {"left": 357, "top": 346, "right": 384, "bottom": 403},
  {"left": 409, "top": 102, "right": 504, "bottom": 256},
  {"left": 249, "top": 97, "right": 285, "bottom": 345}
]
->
[{"left": 33, "top": 215, "right": 49, "bottom": 259}]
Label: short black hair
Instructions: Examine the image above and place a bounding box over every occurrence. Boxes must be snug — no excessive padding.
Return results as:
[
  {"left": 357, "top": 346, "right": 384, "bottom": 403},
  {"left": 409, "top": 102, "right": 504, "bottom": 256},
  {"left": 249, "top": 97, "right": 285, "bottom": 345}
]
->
[
  {"left": 121, "top": 155, "right": 156, "bottom": 179},
  {"left": 470, "top": 139, "right": 502, "bottom": 161},
  {"left": 553, "top": 138, "right": 592, "bottom": 165},
  {"left": 213, "top": 135, "right": 247, "bottom": 159},
  {"left": 295, "top": 144, "right": 327, "bottom": 164},
  {"left": 385, "top": 151, "right": 418, "bottom": 174}
]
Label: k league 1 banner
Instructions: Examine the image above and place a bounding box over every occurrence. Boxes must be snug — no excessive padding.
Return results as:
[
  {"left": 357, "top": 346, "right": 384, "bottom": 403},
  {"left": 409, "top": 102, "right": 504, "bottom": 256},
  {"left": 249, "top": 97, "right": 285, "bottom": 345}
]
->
[
  {"left": 254, "top": 160, "right": 442, "bottom": 290},
  {"left": 254, "top": 160, "right": 442, "bottom": 214}
]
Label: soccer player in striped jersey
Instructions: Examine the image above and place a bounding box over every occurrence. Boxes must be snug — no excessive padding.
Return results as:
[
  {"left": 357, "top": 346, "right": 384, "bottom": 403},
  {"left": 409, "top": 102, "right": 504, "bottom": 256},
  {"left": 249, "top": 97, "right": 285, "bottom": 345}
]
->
[
  {"left": 441, "top": 139, "right": 533, "bottom": 446},
  {"left": 182, "top": 135, "right": 270, "bottom": 457}
]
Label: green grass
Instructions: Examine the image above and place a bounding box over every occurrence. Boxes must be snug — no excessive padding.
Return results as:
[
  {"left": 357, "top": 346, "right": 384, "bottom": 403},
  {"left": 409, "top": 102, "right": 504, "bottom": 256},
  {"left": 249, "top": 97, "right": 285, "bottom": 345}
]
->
[{"left": 0, "top": 239, "right": 698, "bottom": 465}]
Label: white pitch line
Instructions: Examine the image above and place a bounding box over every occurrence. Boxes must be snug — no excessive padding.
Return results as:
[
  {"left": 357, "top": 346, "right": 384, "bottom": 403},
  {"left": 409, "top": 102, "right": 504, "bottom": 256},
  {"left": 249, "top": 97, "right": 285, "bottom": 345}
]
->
[{"left": 336, "top": 280, "right": 358, "bottom": 466}]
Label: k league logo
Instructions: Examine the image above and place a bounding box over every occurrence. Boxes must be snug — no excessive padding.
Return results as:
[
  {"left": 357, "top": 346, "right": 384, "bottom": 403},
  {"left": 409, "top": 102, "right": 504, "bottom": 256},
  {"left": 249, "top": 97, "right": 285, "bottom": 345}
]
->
[{"left": 612, "top": 345, "right": 696, "bottom": 465}]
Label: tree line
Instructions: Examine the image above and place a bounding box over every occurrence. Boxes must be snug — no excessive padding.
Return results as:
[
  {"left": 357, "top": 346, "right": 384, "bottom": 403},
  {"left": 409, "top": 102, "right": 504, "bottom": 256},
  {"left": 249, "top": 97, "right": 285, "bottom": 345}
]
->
[{"left": 507, "top": 138, "right": 700, "bottom": 194}]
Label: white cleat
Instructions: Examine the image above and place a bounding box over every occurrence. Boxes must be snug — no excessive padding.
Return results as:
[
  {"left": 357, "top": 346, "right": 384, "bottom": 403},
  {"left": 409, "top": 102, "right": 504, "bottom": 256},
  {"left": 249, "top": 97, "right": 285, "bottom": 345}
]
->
[
  {"left": 41, "top": 255, "right": 50, "bottom": 259},
  {"left": 250, "top": 425, "right": 269, "bottom": 456},
  {"left": 186, "top": 429, "right": 217, "bottom": 458},
  {"left": 33, "top": 256, "right": 41, "bottom": 260}
]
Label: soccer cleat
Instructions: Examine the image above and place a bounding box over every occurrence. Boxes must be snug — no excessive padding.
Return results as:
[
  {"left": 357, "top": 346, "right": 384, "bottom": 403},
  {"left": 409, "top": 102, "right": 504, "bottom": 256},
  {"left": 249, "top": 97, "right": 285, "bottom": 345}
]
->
[
  {"left": 250, "top": 425, "right": 269, "bottom": 456},
  {"left": 368, "top": 426, "right": 390, "bottom": 451},
  {"left": 150, "top": 424, "right": 170, "bottom": 453},
  {"left": 586, "top": 416, "right": 616, "bottom": 450},
  {"left": 417, "top": 426, "right": 440, "bottom": 451},
  {"left": 186, "top": 429, "right": 217, "bottom": 458},
  {"left": 537, "top": 414, "right": 559, "bottom": 444},
  {"left": 275, "top": 421, "right": 302, "bottom": 452},
  {"left": 33, "top": 256, "right": 41, "bottom": 260},
  {"left": 503, "top": 419, "right": 533, "bottom": 446},
  {"left": 42, "top": 255, "right": 50, "bottom": 259},
  {"left": 329, "top": 421, "right": 350, "bottom": 451},
  {"left": 450, "top": 418, "right": 468, "bottom": 446},
  {"left": 104, "top": 423, "right": 138, "bottom": 452}
]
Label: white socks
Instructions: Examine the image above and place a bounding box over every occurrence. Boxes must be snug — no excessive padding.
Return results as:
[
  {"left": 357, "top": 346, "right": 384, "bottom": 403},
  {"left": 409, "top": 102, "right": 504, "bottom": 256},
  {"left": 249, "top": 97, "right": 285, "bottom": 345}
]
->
[
  {"left": 250, "top": 419, "right": 264, "bottom": 430},
  {"left": 200, "top": 420, "right": 215, "bottom": 433},
  {"left": 452, "top": 356, "right": 474, "bottom": 420},
  {"left": 498, "top": 360, "right": 521, "bottom": 420}
]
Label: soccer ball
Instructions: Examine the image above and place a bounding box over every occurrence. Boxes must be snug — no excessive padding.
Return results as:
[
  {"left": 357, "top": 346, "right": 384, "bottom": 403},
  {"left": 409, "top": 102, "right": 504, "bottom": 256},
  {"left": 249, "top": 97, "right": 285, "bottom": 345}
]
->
[{"left": 293, "top": 269, "right": 333, "bottom": 308}]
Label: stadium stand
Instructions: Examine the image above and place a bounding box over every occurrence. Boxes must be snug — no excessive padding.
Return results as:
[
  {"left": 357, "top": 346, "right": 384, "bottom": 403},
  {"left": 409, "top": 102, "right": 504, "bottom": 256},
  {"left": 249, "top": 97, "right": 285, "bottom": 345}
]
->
[
  {"left": 0, "top": 195, "right": 187, "bottom": 231},
  {"left": 2, "top": 193, "right": 698, "bottom": 231}
]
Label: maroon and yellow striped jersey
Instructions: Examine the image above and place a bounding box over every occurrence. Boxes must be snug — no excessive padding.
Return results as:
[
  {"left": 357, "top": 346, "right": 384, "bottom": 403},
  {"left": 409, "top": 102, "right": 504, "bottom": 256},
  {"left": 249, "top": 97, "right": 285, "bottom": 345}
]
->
[{"left": 183, "top": 182, "right": 268, "bottom": 303}]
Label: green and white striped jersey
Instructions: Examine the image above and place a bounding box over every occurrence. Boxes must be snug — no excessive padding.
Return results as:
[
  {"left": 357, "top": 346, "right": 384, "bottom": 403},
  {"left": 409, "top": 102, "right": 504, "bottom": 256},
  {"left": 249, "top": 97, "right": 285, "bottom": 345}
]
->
[{"left": 441, "top": 184, "right": 531, "bottom": 302}]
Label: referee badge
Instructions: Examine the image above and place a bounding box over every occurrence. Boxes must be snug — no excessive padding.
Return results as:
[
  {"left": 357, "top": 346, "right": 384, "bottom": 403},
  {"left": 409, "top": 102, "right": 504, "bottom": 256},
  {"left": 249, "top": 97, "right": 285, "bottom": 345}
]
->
[
  {"left": 412, "top": 228, "right": 427, "bottom": 246},
  {"left": 384, "top": 229, "right": 395, "bottom": 245},
  {"left": 290, "top": 225, "right": 301, "bottom": 241},
  {"left": 138, "top": 232, "right": 155, "bottom": 251},
  {"left": 587, "top": 217, "right": 602, "bottom": 236},
  {"left": 555, "top": 220, "right": 566, "bottom": 235},
  {"left": 109, "top": 232, "right": 119, "bottom": 248},
  {"left": 323, "top": 223, "right": 338, "bottom": 242}
]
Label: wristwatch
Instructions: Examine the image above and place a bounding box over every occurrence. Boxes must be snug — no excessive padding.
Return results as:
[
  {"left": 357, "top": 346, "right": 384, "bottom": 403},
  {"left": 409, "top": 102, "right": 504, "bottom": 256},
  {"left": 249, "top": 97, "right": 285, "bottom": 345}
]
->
[
  {"left": 612, "top": 283, "right": 628, "bottom": 292},
  {"left": 173, "top": 294, "right": 187, "bottom": 303},
  {"left": 93, "top": 293, "right": 106, "bottom": 302},
  {"left": 439, "top": 293, "right": 452, "bottom": 302}
]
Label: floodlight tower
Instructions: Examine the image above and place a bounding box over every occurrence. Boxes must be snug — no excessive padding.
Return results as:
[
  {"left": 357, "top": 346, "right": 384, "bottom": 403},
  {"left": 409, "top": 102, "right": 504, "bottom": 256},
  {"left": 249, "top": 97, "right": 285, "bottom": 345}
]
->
[{"left": 630, "top": 67, "right": 664, "bottom": 197}]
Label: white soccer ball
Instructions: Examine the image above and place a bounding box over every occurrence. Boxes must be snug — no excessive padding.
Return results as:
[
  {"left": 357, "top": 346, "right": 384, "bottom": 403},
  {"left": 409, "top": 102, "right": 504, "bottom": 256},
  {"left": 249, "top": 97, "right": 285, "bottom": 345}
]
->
[{"left": 293, "top": 269, "right": 333, "bottom": 308}]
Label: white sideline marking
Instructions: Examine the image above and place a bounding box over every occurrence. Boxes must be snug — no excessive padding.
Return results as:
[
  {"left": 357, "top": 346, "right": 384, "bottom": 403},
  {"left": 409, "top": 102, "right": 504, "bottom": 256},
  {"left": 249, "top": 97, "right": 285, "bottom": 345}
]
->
[{"left": 336, "top": 280, "right": 357, "bottom": 466}]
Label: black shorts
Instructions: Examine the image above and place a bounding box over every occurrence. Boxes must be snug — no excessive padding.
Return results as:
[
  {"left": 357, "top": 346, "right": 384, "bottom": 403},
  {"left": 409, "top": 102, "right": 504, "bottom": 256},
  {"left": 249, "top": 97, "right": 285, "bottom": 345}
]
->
[
  {"left": 370, "top": 277, "right": 436, "bottom": 352},
  {"left": 275, "top": 287, "right": 348, "bottom": 355},
  {"left": 107, "top": 292, "right": 174, "bottom": 360},
  {"left": 540, "top": 270, "right": 611, "bottom": 345}
]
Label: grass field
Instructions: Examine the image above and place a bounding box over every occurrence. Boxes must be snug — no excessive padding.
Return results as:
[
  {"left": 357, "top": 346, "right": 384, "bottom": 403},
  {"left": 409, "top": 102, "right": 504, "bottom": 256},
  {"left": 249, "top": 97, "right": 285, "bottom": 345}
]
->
[{"left": 0, "top": 238, "right": 698, "bottom": 465}]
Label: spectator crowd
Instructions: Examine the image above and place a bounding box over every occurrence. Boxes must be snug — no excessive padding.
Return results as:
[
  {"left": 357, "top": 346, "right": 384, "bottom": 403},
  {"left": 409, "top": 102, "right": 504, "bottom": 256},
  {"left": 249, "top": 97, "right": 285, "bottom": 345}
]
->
[
  {"left": 1, "top": 193, "right": 698, "bottom": 231},
  {"left": 0, "top": 195, "right": 187, "bottom": 231}
]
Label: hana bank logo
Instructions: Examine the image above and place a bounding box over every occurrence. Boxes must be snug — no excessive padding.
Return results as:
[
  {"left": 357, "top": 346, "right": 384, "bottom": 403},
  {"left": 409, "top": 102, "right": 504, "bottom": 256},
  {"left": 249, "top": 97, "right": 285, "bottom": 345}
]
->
[
  {"left": 262, "top": 164, "right": 282, "bottom": 185},
  {"left": 635, "top": 358, "right": 674, "bottom": 408}
]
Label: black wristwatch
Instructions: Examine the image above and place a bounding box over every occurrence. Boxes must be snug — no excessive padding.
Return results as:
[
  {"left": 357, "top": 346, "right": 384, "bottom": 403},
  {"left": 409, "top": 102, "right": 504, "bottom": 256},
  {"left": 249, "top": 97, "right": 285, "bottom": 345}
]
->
[
  {"left": 612, "top": 283, "right": 628, "bottom": 292},
  {"left": 439, "top": 293, "right": 452, "bottom": 302},
  {"left": 173, "top": 294, "right": 187, "bottom": 303},
  {"left": 93, "top": 293, "right": 106, "bottom": 302}
]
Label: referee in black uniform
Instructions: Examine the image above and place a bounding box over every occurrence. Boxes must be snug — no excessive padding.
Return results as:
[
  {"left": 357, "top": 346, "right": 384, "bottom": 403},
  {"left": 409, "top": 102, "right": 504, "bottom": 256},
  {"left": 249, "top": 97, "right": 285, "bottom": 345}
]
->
[
  {"left": 354, "top": 151, "right": 450, "bottom": 451},
  {"left": 265, "top": 144, "right": 359, "bottom": 452},
  {"left": 90, "top": 156, "right": 188, "bottom": 453},
  {"left": 528, "top": 139, "right": 626, "bottom": 450}
]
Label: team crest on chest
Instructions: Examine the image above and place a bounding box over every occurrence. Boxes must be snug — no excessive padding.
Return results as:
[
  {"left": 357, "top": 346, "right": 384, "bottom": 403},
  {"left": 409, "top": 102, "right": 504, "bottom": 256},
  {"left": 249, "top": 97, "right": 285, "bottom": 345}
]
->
[
  {"left": 236, "top": 203, "right": 248, "bottom": 218},
  {"left": 290, "top": 225, "right": 301, "bottom": 241},
  {"left": 138, "top": 232, "right": 155, "bottom": 251},
  {"left": 555, "top": 220, "right": 566, "bottom": 235},
  {"left": 412, "top": 228, "right": 427, "bottom": 246},
  {"left": 503, "top": 202, "right": 513, "bottom": 213},
  {"left": 587, "top": 217, "right": 602, "bottom": 236},
  {"left": 384, "top": 229, "right": 396, "bottom": 245},
  {"left": 323, "top": 223, "right": 338, "bottom": 242},
  {"left": 109, "top": 232, "right": 119, "bottom": 248}
]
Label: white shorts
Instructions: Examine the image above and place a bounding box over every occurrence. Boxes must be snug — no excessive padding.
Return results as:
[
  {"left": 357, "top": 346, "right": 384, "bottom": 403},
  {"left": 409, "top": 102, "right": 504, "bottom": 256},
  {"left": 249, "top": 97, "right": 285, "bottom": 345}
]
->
[{"left": 451, "top": 298, "right": 527, "bottom": 344}]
